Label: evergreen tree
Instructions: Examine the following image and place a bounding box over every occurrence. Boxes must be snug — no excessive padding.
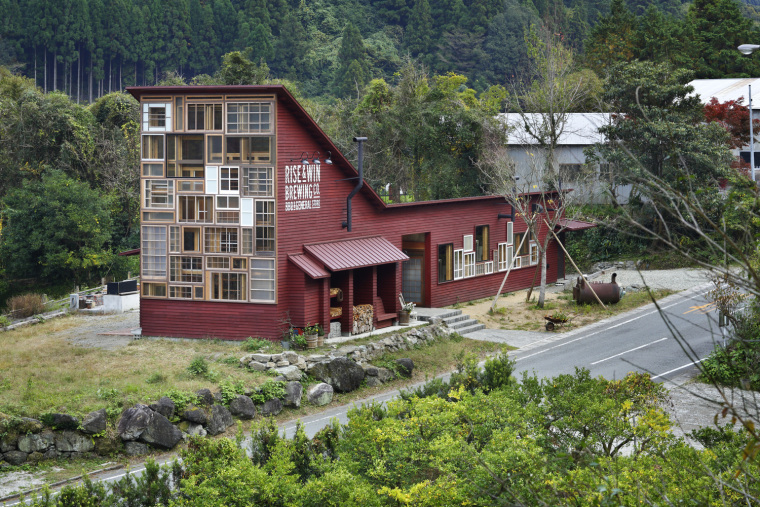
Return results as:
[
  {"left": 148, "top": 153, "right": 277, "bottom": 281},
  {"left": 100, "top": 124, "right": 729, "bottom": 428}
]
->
[
  {"left": 405, "top": 0, "right": 433, "bottom": 57},
  {"left": 583, "top": 0, "right": 637, "bottom": 74},
  {"left": 332, "top": 22, "right": 369, "bottom": 98}
]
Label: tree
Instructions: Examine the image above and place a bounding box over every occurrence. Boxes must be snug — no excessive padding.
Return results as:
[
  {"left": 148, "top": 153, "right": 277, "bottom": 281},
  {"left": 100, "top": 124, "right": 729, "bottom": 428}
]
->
[
  {"left": 1, "top": 170, "right": 114, "bottom": 285},
  {"left": 332, "top": 22, "right": 369, "bottom": 98},
  {"left": 583, "top": 0, "right": 637, "bottom": 74},
  {"left": 215, "top": 51, "right": 268, "bottom": 85}
]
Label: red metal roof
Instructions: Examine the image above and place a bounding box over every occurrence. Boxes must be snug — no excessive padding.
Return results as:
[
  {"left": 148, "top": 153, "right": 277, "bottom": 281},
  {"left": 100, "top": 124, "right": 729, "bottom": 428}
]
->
[
  {"left": 118, "top": 248, "right": 141, "bottom": 256},
  {"left": 556, "top": 218, "right": 596, "bottom": 231},
  {"left": 304, "top": 236, "right": 409, "bottom": 271},
  {"left": 288, "top": 253, "right": 330, "bottom": 279}
]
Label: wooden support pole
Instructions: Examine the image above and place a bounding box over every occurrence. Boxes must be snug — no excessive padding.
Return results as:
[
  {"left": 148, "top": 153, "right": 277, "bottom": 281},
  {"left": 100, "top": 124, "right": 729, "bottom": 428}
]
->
[
  {"left": 545, "top": 220, "right": 607, "bottom": 310},
  {"left": 489, "top": 232, "right": 530, "bottom": 314}
]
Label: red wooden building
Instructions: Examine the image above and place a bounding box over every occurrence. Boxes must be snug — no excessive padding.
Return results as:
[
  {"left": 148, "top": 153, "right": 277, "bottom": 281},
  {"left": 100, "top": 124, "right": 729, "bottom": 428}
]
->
[{"left": 127, "top": 85, "right": 579, "bottom": 341}]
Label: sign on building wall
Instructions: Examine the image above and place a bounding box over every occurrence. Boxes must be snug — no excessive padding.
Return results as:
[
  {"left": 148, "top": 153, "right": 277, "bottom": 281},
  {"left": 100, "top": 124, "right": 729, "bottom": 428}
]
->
[{"left": 284, "top": 164, "right": 321, "bottom": 211}]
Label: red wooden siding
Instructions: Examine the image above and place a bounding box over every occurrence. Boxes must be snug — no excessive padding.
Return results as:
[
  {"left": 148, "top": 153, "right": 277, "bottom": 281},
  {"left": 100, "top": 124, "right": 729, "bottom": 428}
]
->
[{"left": 139, "top": 88, "right": 564, "bottom": 340}]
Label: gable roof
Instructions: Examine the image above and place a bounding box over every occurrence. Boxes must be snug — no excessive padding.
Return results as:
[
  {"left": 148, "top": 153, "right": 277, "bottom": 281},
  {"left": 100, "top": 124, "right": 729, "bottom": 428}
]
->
[
  {"left": 689, "top": 78, "right": 760, "bottom": 107},
  {"left": 501, "top": 112, "right": 610, "bottom": 146}
]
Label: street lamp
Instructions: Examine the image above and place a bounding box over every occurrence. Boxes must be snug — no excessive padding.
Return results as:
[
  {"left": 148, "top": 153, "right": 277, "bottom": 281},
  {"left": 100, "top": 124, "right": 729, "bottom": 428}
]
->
[{"left": 737, "top": 45, "right": 758, "bottom": 182}]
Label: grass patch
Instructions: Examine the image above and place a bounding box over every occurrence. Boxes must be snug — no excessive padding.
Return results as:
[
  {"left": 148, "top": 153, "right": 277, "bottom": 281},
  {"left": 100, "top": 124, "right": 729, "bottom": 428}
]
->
[{"left": 0, "top": 315, "right": 275, "bottom": 420}]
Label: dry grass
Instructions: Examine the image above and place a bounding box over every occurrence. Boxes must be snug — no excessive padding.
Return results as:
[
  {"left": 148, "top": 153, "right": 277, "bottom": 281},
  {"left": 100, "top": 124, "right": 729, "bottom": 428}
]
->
[
  {"left": 0, "top": 315, "right": 270, "bottom": 419},
  {"left": 0, "top": 316, "right": 505, "bottom": 422},
  {"left": 6, "top": 292, "right": 46, "bottom": 319},
  {"left": 460, "top": 288, "right": 674, "bottom": 333}
]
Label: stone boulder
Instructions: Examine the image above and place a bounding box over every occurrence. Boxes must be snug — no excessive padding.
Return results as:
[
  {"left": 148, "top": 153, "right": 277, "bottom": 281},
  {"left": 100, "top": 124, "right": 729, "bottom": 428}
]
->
[
  {"left": 50, "top": 413, "right": 79, "bottom": 430},
  {"left": 365, "top": 376, "right": 383, "bottom": 387},
  {"left": 229, "top": 395, "right": 257, "bottom": 420},
  {"left": 17, "top": 417, "right": 44, "bottom": 434},
  {"left": 260, "top": 398, "right": 282, "bottom": 417},
  {"left": 283, "top": 381, "right": 303, "bottom": 408},
  {"left": 149, "top": 397, "right": 176, "bottom": 420},
  {"left": 80, "top": 409, "right": 107, "bottom": 435},
  {"left": 275, "top": 365, "right": 302, "bottom": 381},
  {"left": 3, "top": 450, "right": 27, "bottom": 465},
  {"left": 117, "top": 404, "right": 153, "bottom": 441},
  {"left": 195, "top": 388, "right": 214, "bottom": 406},
  {"left": 311, "top": 357, "right": 365, "bottom": 392},
  {"left": 55, "top": 430, "right": 95, "bottom": 453},
  {"left": 395, "top": 358, "right": 414, "bottom": 377},
  {"left": 123, "top": 441, "right": 149, "bottom": 457},
  {"left": 0, "top": 436, "right": 18, "bottom": 453},
  {"left": 206, "top": 405, "right": 233, "bottom": 436},
  {"left": 185, "top": 423, "right": 207, "bottom": 438},
  {"left": 18, "top": 432, "right": 54, "bottom": 453},
  {"left": 139, "top": 412, "right": 182, "bottom": 449},
  {"left": 377, "top": 367, "right": 396, "bottom": 383},
  {"left": 182, "top": 407, "right": 207, "bottom": 425},
  {"left": 307, "top": 383, "right": 334, "bottom": 406}
]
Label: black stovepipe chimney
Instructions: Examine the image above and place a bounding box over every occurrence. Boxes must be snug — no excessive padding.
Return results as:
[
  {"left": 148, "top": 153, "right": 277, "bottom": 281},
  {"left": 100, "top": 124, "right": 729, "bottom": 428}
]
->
[{"left": 342, "top": 136, "right": 366, "bottom": 232}]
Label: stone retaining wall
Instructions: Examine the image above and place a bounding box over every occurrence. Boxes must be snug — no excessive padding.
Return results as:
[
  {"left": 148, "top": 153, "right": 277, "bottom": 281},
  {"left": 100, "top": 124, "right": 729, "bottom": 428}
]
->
[{"left": 1, "top": 323, "right": 451, "bottom": 467}]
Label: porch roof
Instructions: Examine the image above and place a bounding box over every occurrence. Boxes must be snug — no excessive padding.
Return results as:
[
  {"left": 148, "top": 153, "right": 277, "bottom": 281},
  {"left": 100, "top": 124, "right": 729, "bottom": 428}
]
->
[
  {"left": 288, "top": 253, "right": 330, "bottom": 279},
  {"left": 304, "top": 236, "right": 409, "bottom": 272},
  {"left": 556, "top": 218, "right": 596, "bottom": 231}
]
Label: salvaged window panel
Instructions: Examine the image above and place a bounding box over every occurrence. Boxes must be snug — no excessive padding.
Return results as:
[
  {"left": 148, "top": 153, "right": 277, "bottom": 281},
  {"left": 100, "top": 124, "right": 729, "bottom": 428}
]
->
[
  {"left": 241, "top": 166, "right": 273, "bottom": 197},
  {"left": 438, "top": 243, "right": 453, "bottom": 283},
  {"left": 187, "top": 103, "right": 222, "bottom": 131},
  {"left": 464, "top": 252, "right": 475, "bottom": 278},
  {"left": 142, "top": 135, "right": 164, "bottom": 160},
  {"left": 251, "top": 259, "right": 275, "bottom": 302},
  {"left": 225, "top": 136, "right": 272, "bottom": 163},
  {"left": 144, "top": 179, "right": 174, "bottom": 209},
  {"left": 142, "top": 225, "right": 167, "bottom": 278},
  {"left": 142, "top": 282, "right": 166, "bottom": 297},
  {"left": 227, "top": 102, "right": 272, "bottom": 133},
  {"left": 255, "top": 200, "right": 275, "bottom": 255},
  {"left": 169, "top": 256, "right": 203, "bottom": 283},
  {"left": 211, "top": 272, "right": 246, "bottom": 301},
  {"left": 475, "top": 225, "right": 489, "bottom": 262},
  {"left": 205, "top": 227, "right": 238, "bottom": 253},
  {"left": 219, "top": 167, "right": 239, "bottom": 193},
  {"left": 454, "top": 249, "right": 464, "bottom": 280},
  {"left": 167, "top": 134, "right": 204, "bottom": 178},
  {"left": 178, "top": 196, "right": 212, "bottom": 223}
]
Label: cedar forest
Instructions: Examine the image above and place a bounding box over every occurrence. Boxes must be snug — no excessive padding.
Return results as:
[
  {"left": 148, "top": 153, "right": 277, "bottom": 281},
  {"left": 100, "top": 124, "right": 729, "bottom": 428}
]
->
[{"left": 3, "top": 1, "right": 760, "bottom": 504}]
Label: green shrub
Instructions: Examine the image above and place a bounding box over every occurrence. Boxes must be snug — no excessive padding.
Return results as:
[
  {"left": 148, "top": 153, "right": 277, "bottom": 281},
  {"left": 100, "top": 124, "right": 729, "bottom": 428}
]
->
[
  {"left": 250, "top": 380, "right": 286, "bottom": 405},
  {"left": 481, "top": 348, "right": 515, "bottom": 393},
  {"left": 164, "top": 389, "right": 198, "bottom": 414},
  {"left": 187, "top": 356, "right": 219, "bottom": 381},
  {"left": 7, "top": 293, "right": 46, "bottom": 319},
  {"left": 145, "top": 372, "right": 166, "bottom": 384},
  {"left": 243, "top": 337, "right": 271, "bottom": 352},
  {"left": 219, "top": 377, "right": 246, "bottom": 404}
]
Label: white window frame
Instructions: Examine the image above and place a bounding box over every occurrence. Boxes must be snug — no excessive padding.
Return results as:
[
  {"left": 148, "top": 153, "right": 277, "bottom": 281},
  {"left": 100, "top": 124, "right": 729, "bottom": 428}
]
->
[
  {"left": 251, "top": 258, "right": 275, "bottom": 302},
  {"left": 507, "top": 221, "right": 514, "bottom": 245},
  {"left": 142, "top": 102, "right": 172, "bottom": 132},
  {"left": 205, "top": 165, "right": 219, "bottom": 194},
  {"left": 143, "top": 179, "right": 174, "bottom": 209},
  {"left": 530, "top": 241, "right": 539, "bottom": 266},
  {"left": 219, "top": 166, "right": 239, "bottom": 194},
  {"left": 464, "top": 252, "right": 475, "bottom": 278},
  {"left": 463, "top": 234, "right": 473, "bottom": 252},
  {"left": 497, "top": 242, "right": 509, "bottom": 271},
  {"left": 141, "top": 225, "right": 167, "bottom": 279},
  {"left": 453, "top": 249, "right": 464, "bottom": 280}
]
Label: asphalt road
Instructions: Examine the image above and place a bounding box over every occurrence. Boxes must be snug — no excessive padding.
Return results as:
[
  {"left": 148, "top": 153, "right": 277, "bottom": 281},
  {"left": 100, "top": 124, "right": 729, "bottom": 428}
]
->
[{"left": 2, "top": 283, "right": 720, "bottom": 504}]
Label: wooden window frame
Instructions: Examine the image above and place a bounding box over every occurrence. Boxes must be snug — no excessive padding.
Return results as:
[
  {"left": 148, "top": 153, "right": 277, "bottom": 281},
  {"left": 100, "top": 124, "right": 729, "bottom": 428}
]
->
[
  {"left": 475, "top": 225, "right": 489, "bottom": 262},
  {"left": 141, "top": 225, "right": 167, "bottom": 279},
  {"left": 142, "top": 282, "right": 167, "bottom": 298},
  {"left": 141, "top": 135, "right": 164, "bottom": 161},
  {"left": 241, "top": 166, "right": 274, "bottom": 197},
  {"left": 143, "top": 179, "right": 174, "bottom": 209},
  {"left": 226, "top": 102, "right": 272, "bottom": 134},
  {"left": 255, "top": 199, "right": 275, "bottom": 256},
  {"left": 210, "top": 272, "right": 247, "bottom": 301},
  {"left": 178, "top": 196, "right": 213, "bottom": 223},
  {"left": 205, "top": 227, "right": 238, "bottom": 254},
  {"left": 438, "top": 243, "right": 453, "bottom": 283}
]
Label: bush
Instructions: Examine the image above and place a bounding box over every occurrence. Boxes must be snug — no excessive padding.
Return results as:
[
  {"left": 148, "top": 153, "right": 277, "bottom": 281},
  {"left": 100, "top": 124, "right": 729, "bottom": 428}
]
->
[
  {"left": 243, "top": 336, "right": 271, "bottom": 351},
  {"left": 187, "top": 356, "right": 219, "bottom": 381},
  {"left": 481, "top": 348, "right": 515, "bottom": 393},
  {"left": 250, "top": 380, "right": 286, "bottom": 405},
  {"left": 7, "top": 293, "right": 46, "bottom": 319}
]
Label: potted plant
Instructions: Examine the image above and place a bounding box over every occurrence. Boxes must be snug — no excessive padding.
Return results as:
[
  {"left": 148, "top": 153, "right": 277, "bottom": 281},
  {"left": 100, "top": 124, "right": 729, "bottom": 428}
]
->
[
  {"left": 292, "top": 333, "right": 308, "bottom": 350},
  {"left": 304, "top": 323, "right": 320, "bottom": 349},
  {"left": 316, "top": 324, "right": 325, "bottom": 347},
  {"left": 398, "top": 293, "right": 415, "bottom": 326}
]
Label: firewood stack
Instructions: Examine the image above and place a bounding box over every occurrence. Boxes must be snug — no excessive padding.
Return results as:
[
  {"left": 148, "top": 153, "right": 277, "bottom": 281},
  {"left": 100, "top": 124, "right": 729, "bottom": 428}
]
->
[{"left": 353, "top": 304, "right": 373, "bottom": 334}]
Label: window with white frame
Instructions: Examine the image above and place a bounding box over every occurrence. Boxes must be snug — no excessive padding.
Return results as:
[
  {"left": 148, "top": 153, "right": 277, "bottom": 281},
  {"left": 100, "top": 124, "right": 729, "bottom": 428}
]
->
[
  {"left": 464, "top": 252, "right": 475, "bottom": 277},
  {"left": 255, "top": 200, "right": 275, "bottom": 255},
  {"left": 251, "top": 258, "right": 275, "bottom": 302},
  {"left": 497, "top": 243, "right": 511, "bottom": 271},
  {"left": 530, "top": 242, "right": 539, "bottom": 265},
  {"left": 211, "top": 272, "right": 246, "bottom": 301},
  {"left": 242, "top": 166, "right": 274, "bottom": 197},
  {"left": 507, "top": 221, "right": 513, "bottom": 245},
  {"left": 219, "top": 167, "right": 239, "bottom": 193},
  {"left": 453, "top": 249, "right": 464, "bottom": 280},
  {"left": 463, "top": 234, "right": 473, "bottom": 252},
  {"left": 142, "top": 225, "right": 167, "bottom": 278},
  {"left": 142, "top": 103, "right": 171, "bottom": 132},
  {"left": 227, "top": 103, "right": 272, "bottom": 133},
  {"left": 169, "top": 226, "right": 181, "bottom": 253},
  {"left": 144, "top": 180, "right": 174, "bottom": 209}
]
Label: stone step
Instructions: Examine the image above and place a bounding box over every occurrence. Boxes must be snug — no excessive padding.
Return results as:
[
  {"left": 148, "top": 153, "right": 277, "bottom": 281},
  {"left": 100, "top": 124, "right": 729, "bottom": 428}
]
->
[
  {"left": 441, "top": 313, "right": 470, "bottom": 325},
  {"left": 416, "top": 309, "right": 463, "bottom": 322},
  {"left": 447, "top": 318, "right": 481, "bottom": 331},
  {"left": 452, "top": 322, "right": 486, "bottom": 335}
]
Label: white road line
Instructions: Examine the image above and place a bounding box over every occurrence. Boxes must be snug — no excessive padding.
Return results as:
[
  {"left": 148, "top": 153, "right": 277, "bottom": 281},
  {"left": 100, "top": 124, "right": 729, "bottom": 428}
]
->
[
  {"left": 590, "top": 337, "right": 668, "bottom": 365},
  {"left": 651, "top": 359, "right": 705, "bottom": 380},
  {"left": 518, "top": 291, "right": 708, "bottom": 361}
]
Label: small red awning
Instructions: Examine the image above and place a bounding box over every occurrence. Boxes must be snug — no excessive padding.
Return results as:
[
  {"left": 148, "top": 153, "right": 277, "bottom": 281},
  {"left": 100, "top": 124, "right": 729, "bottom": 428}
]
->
[
  {"left": 118, "top": 248, "right": 141, "bottom": 256},
  {"left": 304, "top": 236, "right": 409, "bottom": 271},
  {"left": 288, "top": 253, "right": 330, "bottom": 279},
  {"left": 555, "top": 219, "right": 596, "bottom": 231}
]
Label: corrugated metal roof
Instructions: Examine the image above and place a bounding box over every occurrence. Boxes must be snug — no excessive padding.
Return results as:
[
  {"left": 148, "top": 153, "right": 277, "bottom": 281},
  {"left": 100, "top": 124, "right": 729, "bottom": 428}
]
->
[
  {"left": 556, "top": 218, "right": 596, "bottom": 231},
  {"left": 305, "top": 236, "right": 409, "bottom": 271},
  {"left": 501, "top": 113, "right": 611, "bottom": 145},
  {"left": 689, "top": 78, "right": 760, "bottom": 107},
  {"left": 288, "top": 253, "right": 330, "bottom": 279}
]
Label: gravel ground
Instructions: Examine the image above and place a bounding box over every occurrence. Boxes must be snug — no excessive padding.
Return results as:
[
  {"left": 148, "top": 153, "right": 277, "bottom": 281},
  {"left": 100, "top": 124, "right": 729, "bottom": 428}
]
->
[
  {"left": 59, "top": 310, "right": 139, "bottom": 350},
  {"left": 569, "top": 267, "right": 714, "bottom": 293}
]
